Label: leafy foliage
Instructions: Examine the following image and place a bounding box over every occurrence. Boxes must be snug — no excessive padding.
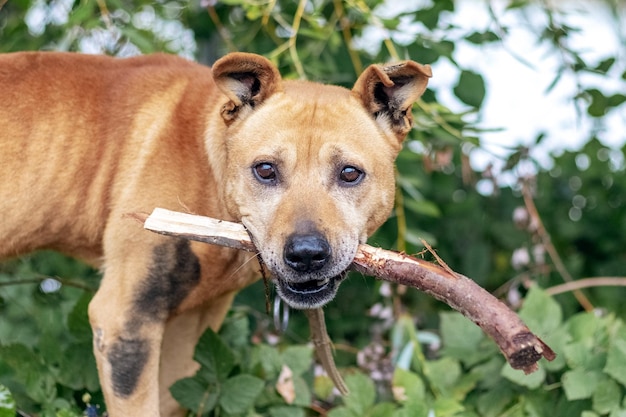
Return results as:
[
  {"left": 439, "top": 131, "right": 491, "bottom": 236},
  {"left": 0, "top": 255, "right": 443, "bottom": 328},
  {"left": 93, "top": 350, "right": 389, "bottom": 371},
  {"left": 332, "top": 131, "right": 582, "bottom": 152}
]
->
[{"left": 1, "top": 0, "right": 625, "bottom": 416}]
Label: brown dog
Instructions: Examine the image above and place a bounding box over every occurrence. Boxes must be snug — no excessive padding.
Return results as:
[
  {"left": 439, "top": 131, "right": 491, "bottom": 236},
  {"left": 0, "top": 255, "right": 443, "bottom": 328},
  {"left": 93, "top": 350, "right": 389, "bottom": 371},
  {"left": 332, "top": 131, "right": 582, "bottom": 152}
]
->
[{"left": 0, "top": 51, "right": 431, "bottom": 416}]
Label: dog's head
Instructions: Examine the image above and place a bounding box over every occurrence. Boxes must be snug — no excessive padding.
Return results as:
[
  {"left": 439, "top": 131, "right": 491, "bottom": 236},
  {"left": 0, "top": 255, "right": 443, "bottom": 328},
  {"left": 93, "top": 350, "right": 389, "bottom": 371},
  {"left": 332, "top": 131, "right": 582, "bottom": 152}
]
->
[{"left": 212, "top": 53, "right": 431, "bottom": 309}]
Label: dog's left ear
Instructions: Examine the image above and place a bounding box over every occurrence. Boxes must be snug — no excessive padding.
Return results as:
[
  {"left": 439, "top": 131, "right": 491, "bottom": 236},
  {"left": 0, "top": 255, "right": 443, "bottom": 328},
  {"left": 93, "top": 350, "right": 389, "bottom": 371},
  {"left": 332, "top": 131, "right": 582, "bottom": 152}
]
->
[
  {"left": 352, "top": 60, "right": 432, "bottom": 143},
  {"left": 212, "top": 53, "right": 283, "bottom": 122}
]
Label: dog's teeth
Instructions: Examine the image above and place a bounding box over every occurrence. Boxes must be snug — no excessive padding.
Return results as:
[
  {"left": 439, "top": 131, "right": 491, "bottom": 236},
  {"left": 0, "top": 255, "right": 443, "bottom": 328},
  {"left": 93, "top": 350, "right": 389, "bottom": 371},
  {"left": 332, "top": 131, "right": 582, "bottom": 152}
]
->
[{"left": 317, "top": 279, "right": 329, "bottom": 287}]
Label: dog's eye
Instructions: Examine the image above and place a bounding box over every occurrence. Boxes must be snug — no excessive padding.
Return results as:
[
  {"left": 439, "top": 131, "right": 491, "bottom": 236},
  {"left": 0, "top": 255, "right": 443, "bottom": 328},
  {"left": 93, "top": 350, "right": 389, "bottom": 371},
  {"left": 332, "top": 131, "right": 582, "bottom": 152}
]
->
[
  {"left": 339, "top": 166, "right": 364, "bottom": 185},
  {"left": 253, "top": 162, "right": 277, "bottom": 184}
]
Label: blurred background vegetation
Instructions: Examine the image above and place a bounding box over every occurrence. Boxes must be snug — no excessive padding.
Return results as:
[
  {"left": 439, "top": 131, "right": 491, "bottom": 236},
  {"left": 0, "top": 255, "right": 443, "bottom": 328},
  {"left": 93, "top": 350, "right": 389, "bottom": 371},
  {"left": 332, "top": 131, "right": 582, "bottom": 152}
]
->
[{"left": 0, "top": 0, "right": 625, "bottom": 416}]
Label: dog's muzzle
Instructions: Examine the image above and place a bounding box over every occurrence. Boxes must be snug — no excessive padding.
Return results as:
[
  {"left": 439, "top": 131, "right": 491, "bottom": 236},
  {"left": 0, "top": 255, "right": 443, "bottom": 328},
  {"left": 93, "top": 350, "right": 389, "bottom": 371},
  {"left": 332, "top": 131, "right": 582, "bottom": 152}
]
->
[{"left": 275, "top": 232, "right": 348, "bottom": 309}]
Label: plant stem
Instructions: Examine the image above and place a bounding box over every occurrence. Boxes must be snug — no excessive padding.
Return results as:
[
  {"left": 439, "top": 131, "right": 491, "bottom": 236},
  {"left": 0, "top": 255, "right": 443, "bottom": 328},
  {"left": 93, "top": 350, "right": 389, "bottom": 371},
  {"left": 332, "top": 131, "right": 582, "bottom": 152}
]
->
[{"left": 521, "top": 181, "right": 594, "bottom": 311}]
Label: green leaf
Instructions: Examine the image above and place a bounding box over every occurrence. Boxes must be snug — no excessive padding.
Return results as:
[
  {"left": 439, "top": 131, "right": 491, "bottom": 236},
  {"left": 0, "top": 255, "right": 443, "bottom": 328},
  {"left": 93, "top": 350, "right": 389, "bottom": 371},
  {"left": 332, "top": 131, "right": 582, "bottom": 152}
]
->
[
  {"left": 594, "top": 57, "right": 615, "bottom": 74},
  {"left": 67, "top": 1, "right": 97, "bottom": 26},
  {"left": 219, "top": 311, "right": 251, "bottom": 350},
  {"left": 0, "top": 344, "right": 56, "bottom": 402},
  {"left": 219, "top": 374, "right": 264, "bottom": 414},
  {"left": 425, "top": 357, "right": 461, "bottom": 396},
  {"left": 281, "top": 345, "right": 313, "bottom": 376},
  {"left": 518, "top": 287, "right": 562, "bottom": 336},
  {"left": 67, "top": 292, "right": 92, "bottom": 341},
  {"left": 269, "top": 405, "right": 306, "bottom": 417},
  {"left": 431, "top": 40, "right": 455, "bottom": 59},
  {"left": 251, "top": 344, "right": 283, "bottom": 379},
  {"left": 561, "top": 312, "right": 607, "bottom": 371},
  {"left": 477, "top": 383, "right": 513, "bottom": 416},
  {"left": 562, "top": 368, "right": 604, "bottom": 400},
  {"left": 440, "top": 312, "right": 486, "bottom": 366},
  {"left": 507, "top": 0, "right": 529, "bottom": 10},
  {"left": 433, "top": 396, "right": 465, "bottom": 415},
  {"left": 392, "top": 368, "right": 425, "bottom": 402},
  {"left": 407, "top": 42, "right": 439, "bottom": 65},
  {"left": 342, "top": 373, "right": 376, "bottom": 415},
  {"left": 313, "top": 374, "right": 335, "bottom": 400},
  {"left": 57, "top": 342, "right": 100, "bottom": 391},
  {"left": 562, "top": 339, "right": 603, "bottom": 371},
  {"left": 453, "top": 70, "right": 486, "bottom": 108},
  {"left": 501, "top": 363, "right": 546, "bottom": 389},
  {"left": 403, "top": 198, "right": 441, "bottom": 218},
  {"left": 393, "top": 398, "right": 430, "bottom": 417},
  {"left": 0, "top": 385, "right": 16, "bottom": 417},
  {"left": 566, "top": 312, "right": 602, "bottom": 342},
  {"left": 381, "top": 17, "right": 400, "bottom": 29},
  {"left": 605, "top": 339, "right": 626, "bottom": 386},
  {"left": 120, "top": 27, "right": 157, "bottom": 54},
  {"left": 291, "top": 375, "right": 313, "bottom": 407},
  {"left": 587, "top": 88, "right": 608, "bottom": 117},
  {"left": 328, "top": 407, "right": 359, "bottom": 417},
  {"left": 592, "top": 379, "right": 621, "bottom": 414},
  {"left": 370, "top": 402, "right": 398, "bottom": 417},
  {"left": 170, "top": 377, "right": 218, "bottom": 414},
  {"left": 466, "top": 31, "right": 500, "bottom": 44},
  {"left": 608, "top": 93, "right": 626, "bottom": 108},
  {"left": 194, "top": 328, "right": 236, "bottom": 383}
]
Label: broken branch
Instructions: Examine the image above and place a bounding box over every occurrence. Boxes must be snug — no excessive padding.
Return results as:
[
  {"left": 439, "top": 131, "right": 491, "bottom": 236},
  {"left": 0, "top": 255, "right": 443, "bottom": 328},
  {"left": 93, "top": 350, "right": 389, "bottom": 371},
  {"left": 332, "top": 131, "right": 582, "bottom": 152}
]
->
[{"left": 138, "top": 208, "right": 555, "bottom": 374}]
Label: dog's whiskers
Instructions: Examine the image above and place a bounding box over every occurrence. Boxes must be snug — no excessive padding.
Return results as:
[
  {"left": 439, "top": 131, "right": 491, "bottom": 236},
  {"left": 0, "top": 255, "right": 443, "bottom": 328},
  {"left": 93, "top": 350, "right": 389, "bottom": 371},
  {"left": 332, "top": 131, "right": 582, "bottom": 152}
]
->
[{"left": 224, "top": 251, "right": 263, "bottom": 282}]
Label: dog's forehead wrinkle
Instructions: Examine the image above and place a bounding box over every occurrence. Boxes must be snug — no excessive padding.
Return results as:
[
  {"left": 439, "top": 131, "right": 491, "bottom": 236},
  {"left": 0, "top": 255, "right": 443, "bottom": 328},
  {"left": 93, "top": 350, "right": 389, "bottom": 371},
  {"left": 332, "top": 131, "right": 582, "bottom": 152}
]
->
[{"left": 283, "top": 80, "right": 350, "bottom": 102}]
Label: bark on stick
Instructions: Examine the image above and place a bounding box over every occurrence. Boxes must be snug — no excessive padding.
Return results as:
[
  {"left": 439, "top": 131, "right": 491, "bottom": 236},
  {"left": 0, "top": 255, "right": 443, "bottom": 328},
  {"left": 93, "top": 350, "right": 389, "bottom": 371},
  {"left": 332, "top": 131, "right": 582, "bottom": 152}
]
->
[{"left": 138, "top": 208, "right": 555, "bottom": 374}]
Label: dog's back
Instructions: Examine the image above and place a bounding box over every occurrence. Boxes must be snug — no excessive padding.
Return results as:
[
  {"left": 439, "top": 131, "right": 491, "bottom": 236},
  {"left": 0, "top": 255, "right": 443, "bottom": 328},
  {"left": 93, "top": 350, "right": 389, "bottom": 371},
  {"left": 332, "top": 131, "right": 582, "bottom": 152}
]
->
[{"left": 0, "top": 52, "right": 219, "bottom": 264}]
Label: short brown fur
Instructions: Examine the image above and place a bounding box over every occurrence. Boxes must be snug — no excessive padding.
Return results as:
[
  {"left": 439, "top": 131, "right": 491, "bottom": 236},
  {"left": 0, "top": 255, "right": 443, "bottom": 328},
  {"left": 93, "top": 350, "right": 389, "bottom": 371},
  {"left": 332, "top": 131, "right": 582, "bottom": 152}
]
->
[{"left": 0, "top": 51, "right": 431, "bottom": 416}]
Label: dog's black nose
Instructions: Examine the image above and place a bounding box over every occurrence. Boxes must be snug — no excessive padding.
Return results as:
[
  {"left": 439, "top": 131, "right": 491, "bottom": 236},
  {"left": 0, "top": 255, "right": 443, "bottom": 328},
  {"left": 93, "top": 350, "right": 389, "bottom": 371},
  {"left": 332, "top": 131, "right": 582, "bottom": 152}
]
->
[{"left": 284, "top": 233, "right": 331, "bottom": 272}]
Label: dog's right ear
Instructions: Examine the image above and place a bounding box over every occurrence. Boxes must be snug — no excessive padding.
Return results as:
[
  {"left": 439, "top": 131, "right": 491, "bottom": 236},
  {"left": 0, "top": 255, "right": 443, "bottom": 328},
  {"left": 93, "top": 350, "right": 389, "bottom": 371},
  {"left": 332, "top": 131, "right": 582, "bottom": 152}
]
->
[{"left": 212, "top": 53, "right": 283, "bottom": 122}]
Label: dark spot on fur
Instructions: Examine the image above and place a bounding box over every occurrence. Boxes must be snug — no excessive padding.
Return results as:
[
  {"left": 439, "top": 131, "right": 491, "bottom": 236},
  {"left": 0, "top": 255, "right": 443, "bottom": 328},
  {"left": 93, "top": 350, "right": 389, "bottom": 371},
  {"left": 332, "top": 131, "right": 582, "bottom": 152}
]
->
[
  {"left": 108, "top": 337, "right": 150, "bottom": 398},
  {"left": 133, "top": 239, "right": 201, "bottom": 321}
]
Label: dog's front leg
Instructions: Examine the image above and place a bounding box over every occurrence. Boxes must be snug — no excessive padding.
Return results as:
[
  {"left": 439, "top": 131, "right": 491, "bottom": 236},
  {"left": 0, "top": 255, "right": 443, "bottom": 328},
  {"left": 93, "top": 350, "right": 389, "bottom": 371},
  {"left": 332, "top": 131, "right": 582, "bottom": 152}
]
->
[
  {"left": 88, "top": 237, "right": 202, "bottom": 416},
  {"left": 87, "top": 298, "right": 162, "bottom": 415},
  {"left": 88, "top": 275, "right": 165, "bottom": 416}
]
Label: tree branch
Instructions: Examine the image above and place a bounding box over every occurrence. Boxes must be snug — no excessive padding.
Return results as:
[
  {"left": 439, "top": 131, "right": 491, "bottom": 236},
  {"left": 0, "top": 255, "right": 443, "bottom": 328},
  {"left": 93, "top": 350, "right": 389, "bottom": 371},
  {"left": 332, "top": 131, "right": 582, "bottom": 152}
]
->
[{"left": 133, "top": 208, "right": 556, "bottom": 374}]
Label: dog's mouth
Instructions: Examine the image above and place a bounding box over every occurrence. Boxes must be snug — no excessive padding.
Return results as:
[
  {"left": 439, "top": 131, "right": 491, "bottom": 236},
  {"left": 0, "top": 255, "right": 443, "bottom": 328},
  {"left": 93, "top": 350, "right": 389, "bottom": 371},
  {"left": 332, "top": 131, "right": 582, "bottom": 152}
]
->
[
  {"left": 242, "top": 224, "right": 354, "bottom": 309},
  {"left": 275, "top": 272, "right": 347, "bottom": 310}
]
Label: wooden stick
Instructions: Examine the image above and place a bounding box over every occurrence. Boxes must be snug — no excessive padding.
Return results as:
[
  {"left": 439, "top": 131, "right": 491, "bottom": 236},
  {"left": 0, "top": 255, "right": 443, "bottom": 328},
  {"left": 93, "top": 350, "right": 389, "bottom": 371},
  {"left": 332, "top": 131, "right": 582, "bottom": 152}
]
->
[
  {"left": 304, "top": 308, "right": 350, "bottom": 395},
  {"left": 138, "top": 208, "right": 555, "bottom": 374}
]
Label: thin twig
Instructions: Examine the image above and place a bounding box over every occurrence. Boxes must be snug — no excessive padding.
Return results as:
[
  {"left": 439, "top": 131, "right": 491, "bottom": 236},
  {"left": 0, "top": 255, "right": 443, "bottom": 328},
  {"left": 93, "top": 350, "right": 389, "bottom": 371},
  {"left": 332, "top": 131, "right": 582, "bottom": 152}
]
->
[
  {"left": 394, "top": 172, "right": 407, "bottom": 253},
  {"left": 414, "top": 99, "right": 465, "bottom": 141},
  {"left": 521, "top": 181, "right": 594, "bottom": 311},
  {"left": 288, "top": 0, "right": 307, "bottom": 79},
  {"left": 305, "top": 309, "right": 349, "bottom": 395},
  {"left": 207, "top": 5, "right": 238, "bottom": 52},
  {"left": 545, "top": 277, "right": 626, "bottom": 296},
  {"left": 332, "top": 0, "right": 363, "bottom": 75},
  {"left": 262, "top": 0, "right": 278, "bottom": 26},
  {"left": 95, "top": 0, "right": 112, "bottom": 28}
]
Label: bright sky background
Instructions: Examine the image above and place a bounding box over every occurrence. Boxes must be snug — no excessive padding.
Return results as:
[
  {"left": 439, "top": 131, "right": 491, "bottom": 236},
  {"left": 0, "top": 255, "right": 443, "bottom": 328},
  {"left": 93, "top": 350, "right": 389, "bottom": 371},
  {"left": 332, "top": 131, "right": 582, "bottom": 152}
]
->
[
  {"left": 429, "top": 0, "right": 626, "bottom": 172},
  {"left": 359, "top": 0, "right": 625, "bottom": 175}
]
